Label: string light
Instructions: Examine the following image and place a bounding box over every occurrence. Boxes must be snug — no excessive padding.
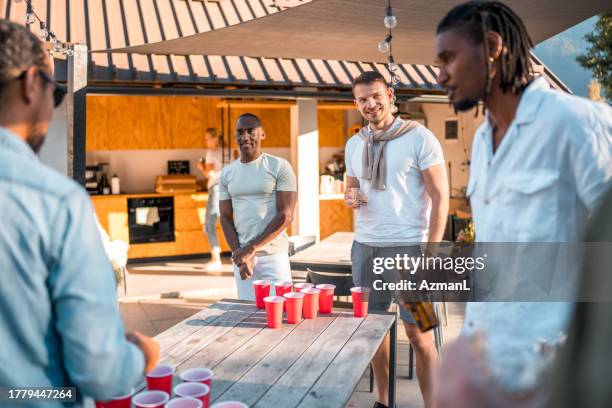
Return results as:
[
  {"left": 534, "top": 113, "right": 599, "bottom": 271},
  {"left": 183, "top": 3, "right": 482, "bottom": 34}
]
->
[
  {"left": 22, "top": 0, "right": 73, "bottom": 57},
  {"left": 384, "top": 5, "right": 397, "bottom": 29},
  {"left": 377, "top": 0, "right": 401, "bottom": 112},
  {"left": 378, "top": 34, "right": 392, "bottom": 53},
  {"left": 38, "top": 22, "right": 48, "bottom": 40},
  {"left": 388, "top": 56, "right": 399, "bottom": 74}
]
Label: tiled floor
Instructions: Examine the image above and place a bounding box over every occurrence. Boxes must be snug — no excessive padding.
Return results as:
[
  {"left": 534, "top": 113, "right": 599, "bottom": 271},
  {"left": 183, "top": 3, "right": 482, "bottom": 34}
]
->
[{"left": 120, "top": 257, "right": 465, "bottom": 408}]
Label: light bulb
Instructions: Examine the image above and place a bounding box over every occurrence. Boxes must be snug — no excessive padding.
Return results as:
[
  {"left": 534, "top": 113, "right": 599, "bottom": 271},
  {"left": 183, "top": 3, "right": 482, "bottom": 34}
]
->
[
  {"left": 53, "top": 41, "right": 62, "bottom": 53},
  {"left": 65, "top": 48, "right": 74, "bottom": 57},
  {"left": 25, "top": 13, "right": 36, "bottom": 26},
  {"left": 39, "top": 28, "right": 48, "bottom": 40},
  {"left": 388, "top": 61, "right": 399, "bottom": 73},
  {"left": 384, "top": 15, "right": 397, "bottom": 29},
  {"left": 378, "top": 40, "right": 390, "bottom": 53}
]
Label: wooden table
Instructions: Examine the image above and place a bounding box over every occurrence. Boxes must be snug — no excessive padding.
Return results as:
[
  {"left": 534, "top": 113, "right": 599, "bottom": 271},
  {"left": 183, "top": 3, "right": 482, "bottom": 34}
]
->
[
  {"left": 145, "top": 299, "right": 397, "bottom": 408},
  {"left": 289, "top": 232, "right": 354, "bottom": 273}
]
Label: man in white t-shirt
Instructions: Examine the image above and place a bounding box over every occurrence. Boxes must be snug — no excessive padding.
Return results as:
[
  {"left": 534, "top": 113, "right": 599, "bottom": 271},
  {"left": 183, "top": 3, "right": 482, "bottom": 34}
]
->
[
  {"left": 219, "top": 113, "right": 297, "bottom": 299},
  {"left": 345, "top": 71, "right": 449, "bottom": 408}
]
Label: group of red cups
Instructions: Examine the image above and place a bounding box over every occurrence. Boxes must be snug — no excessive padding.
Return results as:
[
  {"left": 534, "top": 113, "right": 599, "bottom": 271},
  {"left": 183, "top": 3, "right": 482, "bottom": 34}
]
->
[
  {"left": 95, "top": 365, "right": 247, "bottom": 408},
  {"left": 254, "top": 280, "right": 371, "bottom": 328}
]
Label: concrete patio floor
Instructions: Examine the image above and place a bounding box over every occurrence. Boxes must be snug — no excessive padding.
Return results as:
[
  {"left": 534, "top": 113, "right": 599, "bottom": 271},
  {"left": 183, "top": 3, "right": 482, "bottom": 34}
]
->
[{"left": 120, "top": 257, "right": 465, "bottom": 408}]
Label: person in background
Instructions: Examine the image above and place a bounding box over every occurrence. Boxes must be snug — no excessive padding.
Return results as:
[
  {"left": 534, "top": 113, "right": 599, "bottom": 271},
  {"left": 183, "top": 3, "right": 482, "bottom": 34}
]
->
[
  {"left": 219, "top": 113, "right": 297, "bottom": 299},
  {"left": 345, "top": 70, "right": 449, "bottom": 408},
  {"left": 197, "top": 127, "right": 224, "bottom": 271},
  {"left": 433, "top": 1, "right": 611, "bottom": 406},
  {"left": 0, "top": 20, "right": 159, "bottom": 405}
]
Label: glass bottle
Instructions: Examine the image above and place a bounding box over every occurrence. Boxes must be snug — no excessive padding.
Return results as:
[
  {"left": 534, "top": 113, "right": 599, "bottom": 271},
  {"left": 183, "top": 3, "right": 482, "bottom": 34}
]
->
[{"left": 99, "top": 174, "right": 111, "bottom": 195}]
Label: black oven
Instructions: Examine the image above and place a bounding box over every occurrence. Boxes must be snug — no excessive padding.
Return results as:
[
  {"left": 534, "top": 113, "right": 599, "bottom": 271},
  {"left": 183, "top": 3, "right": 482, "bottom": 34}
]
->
[{"left": 127, "top": 197, "right": 175, "bottom": 244}]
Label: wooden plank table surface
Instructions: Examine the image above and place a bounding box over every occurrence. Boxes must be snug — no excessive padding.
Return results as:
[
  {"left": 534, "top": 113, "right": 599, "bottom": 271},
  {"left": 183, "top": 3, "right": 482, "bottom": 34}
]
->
[
  {"left": 289, "top": 232, "right": 354, "bottom": 273},
  {"left": 141, "top": 299, "right": 397, "bottom": 408}
]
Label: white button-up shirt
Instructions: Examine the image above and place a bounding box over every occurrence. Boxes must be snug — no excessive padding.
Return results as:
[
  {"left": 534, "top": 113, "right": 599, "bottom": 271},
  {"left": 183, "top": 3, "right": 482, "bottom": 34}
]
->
[{"left": 463, "top": 77, "right": 612, "bottom": 391}]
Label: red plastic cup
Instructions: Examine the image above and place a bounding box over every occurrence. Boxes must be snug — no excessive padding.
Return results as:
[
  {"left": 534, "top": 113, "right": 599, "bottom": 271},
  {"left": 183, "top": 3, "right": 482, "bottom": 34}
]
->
[
  {"left": 293, "top": 282, "right": 314, "bottom": 291},
  {"left": 263, "top": 296, "right": 285, "bottom": 328},
  {"left": 315, "top": 284, "right": 336, "bottom": 314},
  {"left": 210, "top": 402, "right": 249, "bottom": 408},
  {"left": 165, "top": 397, "right": 203, "bottom": 408},
  {"left": 180, "top": 367, "right": 214, "bottom": 388},
  {"left": 174, "top": 382, "right": 210, "bottom": 408},
  {"left": 273, "top": 281, "right": 293, "bottom": 310},
  {"left": 147, "top": 364, "right": 175, "bottom": 394},
  {"left": 283, "top": 292, "right": 305, "bottom": 324},
  {"left": 300, "top": 288, "right": 320, "bottom": 319},
  {"left": 253, "top": 280, "right": 271, "bottom": 309},
  {"left": 95, "top": 388, "right": 134, "bottom": 408},
  {"left": 133, "top": 391, "right": 170, "bottom": 408},
  {"left": 350, "top": 287, "right": 371, "bottom": 318}
]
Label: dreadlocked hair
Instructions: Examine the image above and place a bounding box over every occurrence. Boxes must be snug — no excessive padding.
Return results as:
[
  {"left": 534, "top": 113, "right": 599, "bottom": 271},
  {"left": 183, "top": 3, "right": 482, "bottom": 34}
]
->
[{"left": 437, "top": 1, "right": 535, "bottom": 95}]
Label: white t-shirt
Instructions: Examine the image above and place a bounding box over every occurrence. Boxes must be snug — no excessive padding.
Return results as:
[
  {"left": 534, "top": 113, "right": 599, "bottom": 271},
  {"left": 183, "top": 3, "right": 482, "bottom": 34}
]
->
[
  {"left": 219, "top": 153, "right": 297, "bottom": 255},
  {"left": 205, "top": 148, "right": 223, "bottom": 189},
  {"left": 345, "top": 118, "right": 445, "bottom": 244}
]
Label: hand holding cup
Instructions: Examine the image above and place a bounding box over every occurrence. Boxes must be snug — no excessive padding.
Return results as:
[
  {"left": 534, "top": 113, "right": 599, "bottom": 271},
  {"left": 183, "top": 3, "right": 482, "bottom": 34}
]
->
[
  {"left": 126, "top": 331, "right": 160, "bottom": 374},
  {"left": 344, "top": 187, "right": 368, "bottom": 208}
]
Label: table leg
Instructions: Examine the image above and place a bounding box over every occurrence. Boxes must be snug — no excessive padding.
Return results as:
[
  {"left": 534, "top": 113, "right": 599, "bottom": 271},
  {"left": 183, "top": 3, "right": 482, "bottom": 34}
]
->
[{"left": 389, "top": 316, "right": 397, "bottom": 408}]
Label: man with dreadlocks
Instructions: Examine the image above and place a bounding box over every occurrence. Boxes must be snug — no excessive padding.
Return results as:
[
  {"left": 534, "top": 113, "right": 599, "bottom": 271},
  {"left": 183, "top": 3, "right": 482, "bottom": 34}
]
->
[{"left": 433, "top": 1, "right": 611, "bottom": 406}]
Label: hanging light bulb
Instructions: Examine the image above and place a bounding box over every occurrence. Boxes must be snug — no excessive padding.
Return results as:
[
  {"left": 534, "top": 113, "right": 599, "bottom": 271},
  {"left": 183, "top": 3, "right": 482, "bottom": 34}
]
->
[
  {"left": 25, "top": 12, "right": 36, "bottom": 26},
  {"left": 384, "top": 6, "right": 397, "bottom": 29},
  {"left": 388, "top": 61, "right": 399, "bottom": 73},
  {"left": 378, "top": 34, "right": 392, "bottom": 53},
  {"left": 52, "top": 39, "right": 62, "bottom": 53},
  {"left": 25, "top": 2, "right": 36, "bottom": 26},
  {"left": 378, "top": 39, "right": 390, "bottom": 53},
  {"left": 65, "top": 47, "right": 74, "bottom": 57},
  {"left": 38, "top": 22, "right": 48, "bottom": 40}
]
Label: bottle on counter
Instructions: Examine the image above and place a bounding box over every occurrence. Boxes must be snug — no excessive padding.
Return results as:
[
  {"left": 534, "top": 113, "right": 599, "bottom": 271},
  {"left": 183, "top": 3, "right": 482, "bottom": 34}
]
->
[
  {"left": 111, "top": 174, "right": 120, "bottom": 195},
  {"left": 99, "top": 174, "right": 111, "bottom": 195}
]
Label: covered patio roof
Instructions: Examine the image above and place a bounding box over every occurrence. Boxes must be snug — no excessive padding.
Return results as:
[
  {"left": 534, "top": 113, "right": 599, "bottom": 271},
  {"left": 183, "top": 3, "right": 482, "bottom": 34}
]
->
[
  {"left": 103, "top": 0, "right": 608, "bottom": 64},
  {"left": 1, "top": 0, "right": 572, "bottom": 94}
]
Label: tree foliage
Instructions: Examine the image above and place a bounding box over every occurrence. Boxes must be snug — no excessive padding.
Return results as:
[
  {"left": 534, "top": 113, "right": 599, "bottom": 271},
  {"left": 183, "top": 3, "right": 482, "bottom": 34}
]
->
[{"left": 577, "top": 12, "right": 612, "bottom": 100}]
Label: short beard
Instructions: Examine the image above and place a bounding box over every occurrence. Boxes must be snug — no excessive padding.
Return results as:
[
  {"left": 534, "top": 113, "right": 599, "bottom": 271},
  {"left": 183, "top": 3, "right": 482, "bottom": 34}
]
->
[
  {"left": 452, "top": 98, "right": 480, "bottom": 112},
  {"left": 26, "top": 131, "right": 46, "bottom": 154}
]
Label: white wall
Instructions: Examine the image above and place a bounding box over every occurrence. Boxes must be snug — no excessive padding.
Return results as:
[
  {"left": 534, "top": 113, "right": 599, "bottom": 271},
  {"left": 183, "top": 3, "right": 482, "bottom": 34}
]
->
[
  {"left": 39, "top": 101, "right": 68, "bottom": 175},
  {"left": 421, "top": 103, "right": 483, "bottom": 196},
  {"left": 87, "top": 147, "right": 292, "bottom": 194}
]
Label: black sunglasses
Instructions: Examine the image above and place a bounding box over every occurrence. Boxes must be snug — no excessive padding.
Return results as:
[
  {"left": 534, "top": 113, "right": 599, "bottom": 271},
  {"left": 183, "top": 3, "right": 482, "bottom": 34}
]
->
[{"left": 16, "top": 69, "right": 67, "bottom": 108}]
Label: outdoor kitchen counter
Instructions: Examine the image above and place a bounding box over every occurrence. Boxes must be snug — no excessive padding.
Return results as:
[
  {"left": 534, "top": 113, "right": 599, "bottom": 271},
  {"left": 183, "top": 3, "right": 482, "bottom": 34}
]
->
[{"left": 92, "top": 192, "right": 230, "bottom": 260}]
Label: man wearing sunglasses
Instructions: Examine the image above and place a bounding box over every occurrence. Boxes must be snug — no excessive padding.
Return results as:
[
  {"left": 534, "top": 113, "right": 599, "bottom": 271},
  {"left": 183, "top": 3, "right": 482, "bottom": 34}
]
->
[{"left": 0, "top": 20, "right": 159, "bottom": 405}]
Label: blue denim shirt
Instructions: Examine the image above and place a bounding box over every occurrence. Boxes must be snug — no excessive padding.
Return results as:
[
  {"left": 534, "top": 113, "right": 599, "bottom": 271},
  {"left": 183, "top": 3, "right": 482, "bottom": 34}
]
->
[{"left": 0, "top": 127, "right": 144, "bottom": 406}]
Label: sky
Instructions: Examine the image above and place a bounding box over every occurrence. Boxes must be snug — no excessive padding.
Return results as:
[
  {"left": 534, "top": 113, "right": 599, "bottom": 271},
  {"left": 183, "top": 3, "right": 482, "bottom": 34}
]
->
[{"left": 533, "top": 16, "right": 598, "bottom": 97}]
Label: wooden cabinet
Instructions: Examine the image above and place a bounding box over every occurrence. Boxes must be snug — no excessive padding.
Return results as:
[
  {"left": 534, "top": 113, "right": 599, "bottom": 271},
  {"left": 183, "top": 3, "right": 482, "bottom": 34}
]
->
[
  {"left": 318, "top": 108, "right": 346, "bottom": 147},
  {"left": 87, "top": 97, "right": 358, "bottom": 151},
  {"left": 92, "top": 193, "right": 230, "bottom": 260},
  {"left": 86, "top": 96, "right": 222, "bottom": 151},
  {"left": 227, "top": 106, "right": 291, "bottom": 148},
  {"left": 319, "top": 197, "right": 353, "bottom": 240}
]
